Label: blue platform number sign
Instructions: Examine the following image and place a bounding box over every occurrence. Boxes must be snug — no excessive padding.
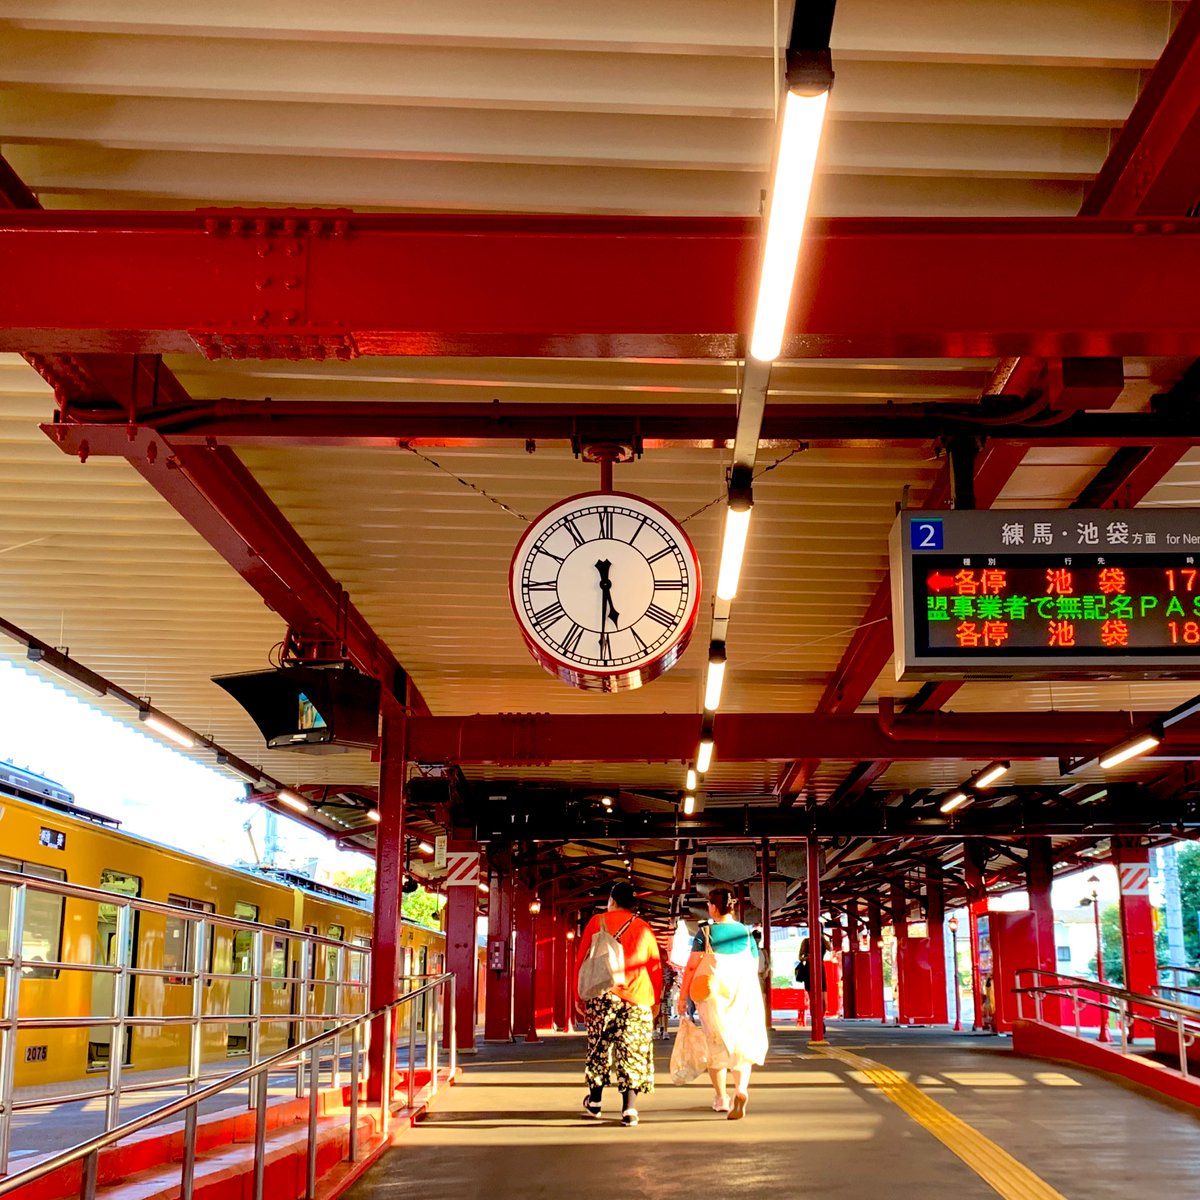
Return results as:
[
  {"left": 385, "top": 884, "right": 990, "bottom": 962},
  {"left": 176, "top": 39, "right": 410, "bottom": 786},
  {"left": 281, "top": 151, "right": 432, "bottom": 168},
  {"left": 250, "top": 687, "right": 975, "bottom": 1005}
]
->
[{"left": 910, "top": 518, "right": 943, "bottom": 552}]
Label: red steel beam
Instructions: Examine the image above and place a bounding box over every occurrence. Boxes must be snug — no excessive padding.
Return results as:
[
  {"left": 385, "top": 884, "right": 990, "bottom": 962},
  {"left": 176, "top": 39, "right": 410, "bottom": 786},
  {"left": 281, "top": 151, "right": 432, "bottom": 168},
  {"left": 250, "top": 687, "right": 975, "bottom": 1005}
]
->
[
  {"left": 405, "top": 710, "right": 1200, "bottom": 765},
  {"left": 5, "top": 214, "right": 1200, "bottom": 359}
]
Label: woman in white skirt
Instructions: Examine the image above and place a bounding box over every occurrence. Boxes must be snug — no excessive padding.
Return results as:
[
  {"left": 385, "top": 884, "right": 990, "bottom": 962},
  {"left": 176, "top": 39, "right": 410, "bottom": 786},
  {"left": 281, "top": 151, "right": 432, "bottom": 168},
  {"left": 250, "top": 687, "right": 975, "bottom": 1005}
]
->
[{"left": 676, "top": 886, "right": 768, "bottom": 1119}]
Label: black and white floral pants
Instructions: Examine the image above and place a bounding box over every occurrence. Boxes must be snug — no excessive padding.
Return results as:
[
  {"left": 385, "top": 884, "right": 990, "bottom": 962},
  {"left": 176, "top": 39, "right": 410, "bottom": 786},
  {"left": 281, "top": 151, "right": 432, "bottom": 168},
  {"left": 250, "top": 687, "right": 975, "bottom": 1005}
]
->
[{"left": 584, "top": 994, "right": 655, "bottom": 1094}]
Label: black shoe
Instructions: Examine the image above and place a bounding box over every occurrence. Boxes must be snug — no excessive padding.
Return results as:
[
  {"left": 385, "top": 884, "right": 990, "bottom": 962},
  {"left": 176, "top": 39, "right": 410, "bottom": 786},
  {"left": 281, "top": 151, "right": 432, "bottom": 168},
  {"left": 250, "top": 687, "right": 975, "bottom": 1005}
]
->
[
  {"left": 621, "top": 1108, "right": 639, "bottom": 1126},
  {"left": 582, "top": 1095, "right": 602, "bottom": 1118}
]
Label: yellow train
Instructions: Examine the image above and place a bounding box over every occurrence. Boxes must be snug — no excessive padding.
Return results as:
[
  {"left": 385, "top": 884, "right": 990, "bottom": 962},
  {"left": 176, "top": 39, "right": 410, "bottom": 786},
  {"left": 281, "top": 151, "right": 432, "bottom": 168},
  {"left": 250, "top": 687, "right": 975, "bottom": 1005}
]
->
[{"left": 0, "top": 771, "right": 444, "bottom": 1089}]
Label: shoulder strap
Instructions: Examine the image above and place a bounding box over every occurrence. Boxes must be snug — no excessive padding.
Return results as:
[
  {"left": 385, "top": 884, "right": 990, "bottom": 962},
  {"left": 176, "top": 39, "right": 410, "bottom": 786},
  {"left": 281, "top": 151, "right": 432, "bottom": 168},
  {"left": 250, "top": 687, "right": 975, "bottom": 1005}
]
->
[
  {"left": 615, "top": 915, "right": 636, "bottom": 939},
  {"left": 702, "top": 924, "right": 712, "bottom": 951}
]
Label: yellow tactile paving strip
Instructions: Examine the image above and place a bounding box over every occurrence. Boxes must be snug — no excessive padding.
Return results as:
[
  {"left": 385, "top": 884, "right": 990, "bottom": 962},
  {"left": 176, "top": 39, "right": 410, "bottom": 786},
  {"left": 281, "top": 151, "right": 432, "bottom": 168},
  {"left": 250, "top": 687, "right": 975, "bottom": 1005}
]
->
[{"left": 818, "top": 1044, "right": 1069, "bottom": 1200}]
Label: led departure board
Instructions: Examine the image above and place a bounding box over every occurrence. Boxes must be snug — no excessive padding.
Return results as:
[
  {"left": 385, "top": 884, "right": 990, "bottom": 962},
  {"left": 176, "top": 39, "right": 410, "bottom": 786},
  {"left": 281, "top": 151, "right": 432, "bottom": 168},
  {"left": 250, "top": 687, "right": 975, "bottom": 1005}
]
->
[{"left": 890, "top": 509, "right": 1200, "bottom": 680}]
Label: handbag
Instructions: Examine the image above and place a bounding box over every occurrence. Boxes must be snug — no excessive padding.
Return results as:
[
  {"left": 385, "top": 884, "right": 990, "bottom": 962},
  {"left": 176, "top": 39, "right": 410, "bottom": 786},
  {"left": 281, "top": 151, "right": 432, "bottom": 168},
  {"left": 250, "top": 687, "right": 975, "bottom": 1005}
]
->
[
  {"left": 670, "top": 1017, "right": 708, "bottom": 1084},
  {"left": 689, "top": 925, "right": 721, "bottom": 1002},
  {"left": 577, "top": 916, "right": 635, "bottom": 1000},
  {"left": 794, "top": 959, "right": 810, "bottom": 987}
]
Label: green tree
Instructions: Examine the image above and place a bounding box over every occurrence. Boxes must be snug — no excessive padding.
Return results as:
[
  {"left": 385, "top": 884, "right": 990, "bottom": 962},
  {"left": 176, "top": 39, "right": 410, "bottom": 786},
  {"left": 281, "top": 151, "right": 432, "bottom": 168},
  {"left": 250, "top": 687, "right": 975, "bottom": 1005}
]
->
[
  {"left": 329, "top": 868, "right": 444, "bottom": 929},
  {"left": 332, "top": 866, "right": 376, "bottom": 894},
  {"left": 1085, "top": 903, "right": 1125, "bottom": 986},
  {"left": 1180, "top": 845, "right": 1200, "bottom": 966}
]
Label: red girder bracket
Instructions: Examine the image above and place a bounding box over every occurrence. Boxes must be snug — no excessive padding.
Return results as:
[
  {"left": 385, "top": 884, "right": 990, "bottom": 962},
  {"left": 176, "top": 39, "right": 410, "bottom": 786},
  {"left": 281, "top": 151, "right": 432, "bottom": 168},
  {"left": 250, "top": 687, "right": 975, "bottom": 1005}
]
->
[{"left": 5, "top": 214, "right": 1200, "bottom": 359}]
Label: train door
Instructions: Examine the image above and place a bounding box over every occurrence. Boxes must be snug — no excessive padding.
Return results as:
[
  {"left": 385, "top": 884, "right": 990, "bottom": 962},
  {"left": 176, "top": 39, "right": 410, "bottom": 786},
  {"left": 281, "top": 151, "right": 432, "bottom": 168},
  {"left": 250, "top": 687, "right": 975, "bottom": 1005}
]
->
[
  {"left": 88, "top": 870, "right": 141, "bottom": 1070},
  {"left": 227, "top": 901, "right": 258, "bottom": 1054}
]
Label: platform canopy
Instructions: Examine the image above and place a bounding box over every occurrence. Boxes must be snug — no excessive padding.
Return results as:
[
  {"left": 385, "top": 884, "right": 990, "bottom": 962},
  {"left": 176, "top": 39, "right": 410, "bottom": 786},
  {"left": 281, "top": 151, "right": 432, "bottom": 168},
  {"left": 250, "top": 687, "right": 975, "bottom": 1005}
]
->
[{"left": 3, "top": 0, "right": 1200, "bottom": 924}]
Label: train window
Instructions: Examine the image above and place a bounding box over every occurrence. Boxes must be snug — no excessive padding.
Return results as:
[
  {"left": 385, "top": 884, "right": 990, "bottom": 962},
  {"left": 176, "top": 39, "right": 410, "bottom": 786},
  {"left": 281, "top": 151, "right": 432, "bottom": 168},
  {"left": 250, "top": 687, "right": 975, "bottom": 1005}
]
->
[
  {"left": 324, "top": 925, "right": 345, "bottom": 983},
  {"left": 231, "top": 902, "right": 258, "bottom": 976},
  {"left": 271, "top": 919, "right": 290, "bottom": 991},
  {"left": 349, "top": 935, "right": 370, "bottom": 985},
  {"left": 0, "top": 858, "right": 66, "bottom": 979},
  {"left": 164, "top": 894, "right": 215, "bottom": 983}
]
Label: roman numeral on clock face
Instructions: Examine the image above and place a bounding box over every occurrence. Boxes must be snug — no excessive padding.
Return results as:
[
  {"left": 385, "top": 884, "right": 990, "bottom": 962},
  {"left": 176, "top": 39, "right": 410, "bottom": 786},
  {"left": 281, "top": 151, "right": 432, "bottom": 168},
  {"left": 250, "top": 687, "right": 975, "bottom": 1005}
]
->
[
  {"left": 644, "top": 603, "right": 675, "bottom": 626},
  {"left": 534, "top": 601, "right": 565, "bottom": 628},
  {"left": 525, "top": 580, "right": 556, "bottom": 592},
  {"left": 564, "top": 519, "right": 585, "bottom": 546},
  {"left": 654, "top": 579, "right": 684, "bottom": 591},
  {"left": 597, "top": 510, "right": 613, "bottom": 539},
  {"left": 560, "top": 623, "right": 585, "bottom": 656}
]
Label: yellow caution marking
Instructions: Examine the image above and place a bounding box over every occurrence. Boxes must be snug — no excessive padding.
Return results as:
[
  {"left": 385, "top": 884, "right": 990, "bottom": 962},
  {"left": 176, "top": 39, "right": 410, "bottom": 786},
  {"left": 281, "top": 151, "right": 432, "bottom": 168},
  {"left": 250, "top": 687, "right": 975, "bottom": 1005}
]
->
[{"left": 819, "top": 1045, "right": 1068, "bottom": 1200}]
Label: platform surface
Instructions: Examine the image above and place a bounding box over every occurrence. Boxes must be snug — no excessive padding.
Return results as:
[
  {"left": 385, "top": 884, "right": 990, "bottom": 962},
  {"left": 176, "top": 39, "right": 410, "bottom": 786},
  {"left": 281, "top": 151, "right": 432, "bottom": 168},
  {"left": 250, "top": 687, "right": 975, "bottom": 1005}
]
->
[{"left": 343, "top": 1021, "right": 1200, "bottom": 1200}]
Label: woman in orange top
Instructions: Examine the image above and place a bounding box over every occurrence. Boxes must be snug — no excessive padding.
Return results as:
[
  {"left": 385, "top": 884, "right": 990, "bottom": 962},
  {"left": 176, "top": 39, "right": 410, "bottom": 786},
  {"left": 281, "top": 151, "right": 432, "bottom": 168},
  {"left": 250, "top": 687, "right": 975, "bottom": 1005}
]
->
[{"left": 574, "top": 881, "right": 663, "bottom": 1126}]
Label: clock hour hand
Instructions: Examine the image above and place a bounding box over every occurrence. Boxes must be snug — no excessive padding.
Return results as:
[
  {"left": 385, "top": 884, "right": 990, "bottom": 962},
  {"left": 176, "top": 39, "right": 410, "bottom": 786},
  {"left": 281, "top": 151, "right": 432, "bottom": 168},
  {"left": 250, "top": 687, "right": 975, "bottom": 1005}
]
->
[{"left": 595, "top": 559, "right": 620, "bottom": 627}]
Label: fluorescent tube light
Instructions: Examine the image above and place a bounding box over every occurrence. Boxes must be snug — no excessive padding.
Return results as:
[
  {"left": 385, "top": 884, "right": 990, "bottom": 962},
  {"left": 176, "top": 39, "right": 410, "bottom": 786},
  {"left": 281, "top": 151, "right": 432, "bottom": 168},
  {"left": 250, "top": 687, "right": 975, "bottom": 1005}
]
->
[
  {"left": 749, "top": 88, "right": 830, "bottom": 362},
  {"left": 716, "top": 506, "right": 752, "bottom": 600},
  {"left": 696, "top": 738, "right": 714, "bottom": 774},
  {"left": 1099, "top": 734, "right": 1160, "bottom": 769},
  {"left": 939, "top": 792, "right": 970, "bottom": 814},
  {"left": 682, "top": 793, "right": 696, "bottom": 816},
  {"left": 143, "top": 714, "right": 195, "bottom": 749},
  {"left": 686, "top": 768, "right": 697, "bottom": 792},
  {"left": 704, "top": 645, "right": 727, "bottom": 711},
  {"left": 366, "top": 808, "right": 382, "bottom": 823},
  {"left": 278, "top": 790, "right": 309, "bottom": 814},
  {"left": 418, "top": 840, "right": 435, "bottom": 854},
  {"left": 973, "top": 761, "right": 1010, "bottom": 789}
]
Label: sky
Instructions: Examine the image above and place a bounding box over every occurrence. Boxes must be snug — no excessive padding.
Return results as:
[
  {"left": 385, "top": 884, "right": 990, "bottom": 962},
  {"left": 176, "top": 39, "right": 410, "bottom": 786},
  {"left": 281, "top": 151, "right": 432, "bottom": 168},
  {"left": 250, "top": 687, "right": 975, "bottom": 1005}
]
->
[{"left": 0, "top": 659, "right": 372, "bottom": 879}]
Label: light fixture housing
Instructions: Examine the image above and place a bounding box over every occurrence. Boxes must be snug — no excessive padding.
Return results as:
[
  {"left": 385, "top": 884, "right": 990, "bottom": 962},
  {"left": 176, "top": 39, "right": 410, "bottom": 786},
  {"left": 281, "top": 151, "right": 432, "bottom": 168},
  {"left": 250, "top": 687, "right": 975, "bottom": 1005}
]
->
[{"left": 528, "top": 896, "right": 542, "bottom": 916}]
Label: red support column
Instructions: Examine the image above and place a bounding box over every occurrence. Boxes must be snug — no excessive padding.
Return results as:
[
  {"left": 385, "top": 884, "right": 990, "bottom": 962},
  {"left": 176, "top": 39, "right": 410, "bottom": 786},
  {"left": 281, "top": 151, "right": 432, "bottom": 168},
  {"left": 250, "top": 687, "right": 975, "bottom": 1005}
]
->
[
  {"left": 867, "top": 900, "right": 886, "bottom": 1023},
  {"left": 368, "top": 694, "right": 407, "bottom": 1099},
  {"left": 969, "top": 899, "right": 987, "bottom": 1031},
  {"left": 1113, "top": 837, "right": 1158, "bottom": 1037},
  {"left": 442, "top": 838, "right": 479, "bottom": 1054},
  {"left": 965, "top": 841, "right": 988, "bottom": 1031},
  {"left": 533, "top": 906, "right": 556, "bottom": 1034},
  {"left": 844, "top": 901, "right": 860, "bottom": 1019},
  {"left": 512, "top": 880, "right": 535, "bottom": 1039},
  {"left": 891, "top": 880, "right": 909, "bottom": 1025},
  {"left": 807, "top": 838, "right": 826, "bottom": 1045},
  {"left": 551, "top": 901, "right": 569, "bottom": 1032},
  {"left": 1026, "top": 837, "right": 1061, "bottom": 1025},
  {"left": 926, "top": 865, "right": 949, "bottom": 1025},
  {"left": 484, "top": 870, "right": 514, "bottom": 1042}
]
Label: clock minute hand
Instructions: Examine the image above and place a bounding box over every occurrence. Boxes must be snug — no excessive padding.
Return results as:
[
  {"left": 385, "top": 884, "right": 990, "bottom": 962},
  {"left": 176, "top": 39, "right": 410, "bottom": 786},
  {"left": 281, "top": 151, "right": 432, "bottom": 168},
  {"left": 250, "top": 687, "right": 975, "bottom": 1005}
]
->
[{"left": 595, "top": 559, "right": 620, "bottom": 626}]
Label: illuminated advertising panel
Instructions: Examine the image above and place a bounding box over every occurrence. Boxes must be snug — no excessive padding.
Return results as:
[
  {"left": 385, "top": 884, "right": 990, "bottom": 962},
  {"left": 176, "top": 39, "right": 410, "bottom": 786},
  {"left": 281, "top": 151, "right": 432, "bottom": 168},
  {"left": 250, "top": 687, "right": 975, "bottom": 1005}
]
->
[{"left": 890, "top": 509, "right": 1200, "bottom": 679}]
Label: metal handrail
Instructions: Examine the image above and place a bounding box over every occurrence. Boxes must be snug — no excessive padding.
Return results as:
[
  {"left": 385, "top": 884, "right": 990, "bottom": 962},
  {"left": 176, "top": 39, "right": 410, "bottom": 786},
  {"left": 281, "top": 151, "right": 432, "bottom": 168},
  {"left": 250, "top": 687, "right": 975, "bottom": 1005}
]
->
[
  {"left": 1014, "top": 968, "right": 1199, "bottom": 1078},
  {"left": 0, "top": 870, "right": 378, "bottom": 1174},
  {"left": 0, "top": 974, "right": 455, "bottom": 1200}
]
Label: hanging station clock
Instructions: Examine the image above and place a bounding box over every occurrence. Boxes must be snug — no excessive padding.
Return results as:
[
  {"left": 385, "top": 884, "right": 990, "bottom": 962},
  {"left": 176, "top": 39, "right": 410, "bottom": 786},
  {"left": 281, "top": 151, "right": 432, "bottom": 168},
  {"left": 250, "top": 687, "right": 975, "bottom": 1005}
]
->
[{"left": 509, "top": 491, "right": 702, "bottom": 691}]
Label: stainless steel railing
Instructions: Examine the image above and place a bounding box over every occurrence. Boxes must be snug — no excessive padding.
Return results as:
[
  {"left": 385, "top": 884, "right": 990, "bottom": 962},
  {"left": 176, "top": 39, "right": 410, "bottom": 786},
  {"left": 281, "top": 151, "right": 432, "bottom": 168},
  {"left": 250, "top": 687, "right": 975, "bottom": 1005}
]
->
[
  {"left": 0, "top": 974, "right": 455, "bottom": 1200},
  {"left": 1014, "top": 968, "right": 1200, "bottom": 1077},
  {"left": 1158, "top": 962, "right": 1200, "bottom": 1006},
  {"left": 0, "top": 868, "right": 381, "bottom": 1175}
]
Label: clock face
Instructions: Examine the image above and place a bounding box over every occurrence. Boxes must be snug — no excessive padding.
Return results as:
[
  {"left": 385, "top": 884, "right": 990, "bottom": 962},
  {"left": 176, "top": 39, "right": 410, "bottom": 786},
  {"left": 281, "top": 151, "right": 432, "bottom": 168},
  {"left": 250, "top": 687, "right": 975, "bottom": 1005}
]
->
[{"left": 509, "top": 491, "right": 702, "bottom": 691}]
